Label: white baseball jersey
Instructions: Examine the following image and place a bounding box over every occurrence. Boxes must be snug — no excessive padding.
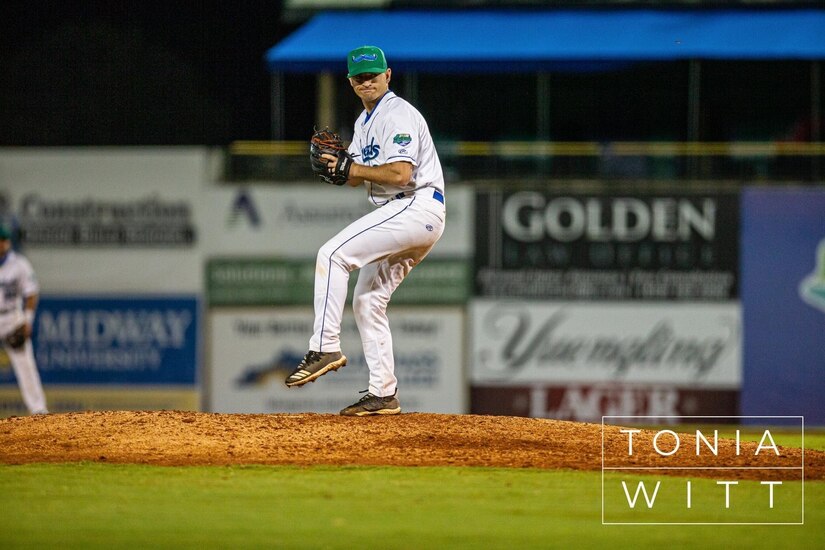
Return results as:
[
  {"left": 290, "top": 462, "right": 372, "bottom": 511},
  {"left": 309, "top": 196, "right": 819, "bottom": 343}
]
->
[
  {"left": 0, "top": 250, "right": 47, "bottom": 414},
  {"left": 0, "top": 250, "right": 39, "bottom": 336},
  {"left": 347, "top": 91, "right": 444, "bottom": 206}
]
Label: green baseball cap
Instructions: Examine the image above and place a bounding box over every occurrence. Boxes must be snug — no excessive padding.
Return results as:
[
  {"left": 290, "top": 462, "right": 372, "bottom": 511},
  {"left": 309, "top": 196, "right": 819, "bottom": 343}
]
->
[
  {"left": 0, "top": 224, "right": 11, "bottom": 240},
  {"left": 347, "top": 45, "right": 388, "bottom": 78}
]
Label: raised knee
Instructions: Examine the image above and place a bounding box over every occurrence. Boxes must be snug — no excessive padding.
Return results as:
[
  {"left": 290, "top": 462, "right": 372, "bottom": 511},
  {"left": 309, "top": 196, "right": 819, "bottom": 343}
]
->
[
  {"left": 317, "top": 243, "right": 350, "bottom": 272},
  {"left": 316, "top": 243, "right": 332, "bottom": 266}
]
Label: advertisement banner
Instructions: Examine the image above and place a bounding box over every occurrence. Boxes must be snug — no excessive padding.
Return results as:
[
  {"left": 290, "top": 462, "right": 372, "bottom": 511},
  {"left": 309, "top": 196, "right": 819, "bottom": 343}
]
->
[
  {"left": 741, "top": 188, "right": 825, "bottom": 424},
  {"left": 23, "top": 296, "right": 199, "bottom": 385},
  {"left": 207, "top": 308, "right": 465, "bottom": 414},
  {"left": 475, "top": 191, "right": 739, "bottom": 300},
  {"left": 469, "top": 300, "right": 741, "bottom": 387},
  {"left": 202, "top": 184, "right": 474, "bottom": 259},
  {"left": 18, "top": 195, "right": 195, "bottom": 247},
  {"left": 206, "top": 258, "right": 472, "bottom": 306},
  {"left": 471, "top": 385, "right": 738, "bottom": 422},
  {"left": 0, "top": 148, "right": 209, "bottom": 293}
]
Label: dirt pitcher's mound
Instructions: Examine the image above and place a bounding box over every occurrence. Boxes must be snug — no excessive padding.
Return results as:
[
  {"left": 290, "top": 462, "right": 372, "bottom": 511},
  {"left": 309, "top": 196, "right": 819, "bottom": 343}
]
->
[{"left": 1, "top": 411, "right": 822, "bottom": 480}]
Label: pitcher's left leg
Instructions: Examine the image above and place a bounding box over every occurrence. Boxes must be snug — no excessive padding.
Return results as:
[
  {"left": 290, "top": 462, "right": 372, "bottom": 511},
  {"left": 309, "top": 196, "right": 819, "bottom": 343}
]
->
[
  {"left": 353, "top": 249, "right": 432, "bottom": 397},
  {"left": 353, "top": 261, "right": 397, "bottom": 397}
]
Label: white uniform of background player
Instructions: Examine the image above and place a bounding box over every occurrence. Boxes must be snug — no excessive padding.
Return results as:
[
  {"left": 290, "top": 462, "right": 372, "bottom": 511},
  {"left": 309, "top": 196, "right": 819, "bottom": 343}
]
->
[
  {"left": 0, "top": 227, "right": 48, "bottom": 415},
  {"left": 286, "top": 45, "right": 445, "bottom": 416}
]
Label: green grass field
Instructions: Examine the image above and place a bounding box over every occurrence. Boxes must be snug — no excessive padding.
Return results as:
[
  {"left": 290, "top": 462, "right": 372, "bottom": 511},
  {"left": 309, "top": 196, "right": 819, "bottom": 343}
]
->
[{"left": 1, "top": 428, "right": 822, "bottom": 549}]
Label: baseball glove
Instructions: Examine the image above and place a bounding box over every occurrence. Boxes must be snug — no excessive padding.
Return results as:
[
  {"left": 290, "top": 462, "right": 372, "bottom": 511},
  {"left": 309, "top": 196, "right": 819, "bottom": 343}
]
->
[
  {"left": 4, "top": 325, "right": 27, "bottom": 351},
  {"left": 310, "top": 127, "right": 353, "bottom": 186}
]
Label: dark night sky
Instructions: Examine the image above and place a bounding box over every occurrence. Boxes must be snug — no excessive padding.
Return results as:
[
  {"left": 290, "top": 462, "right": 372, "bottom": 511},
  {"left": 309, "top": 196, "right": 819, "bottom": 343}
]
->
[
  {"left": 3, "top": 2, "right": 817, "bottom": 146},
  {"left": 0, "top": 1, "right": 294, "bottom": 145}
]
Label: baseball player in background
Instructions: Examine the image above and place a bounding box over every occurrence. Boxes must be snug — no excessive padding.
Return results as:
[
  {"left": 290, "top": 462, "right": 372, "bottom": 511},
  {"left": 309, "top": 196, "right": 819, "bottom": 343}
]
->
[
  {"left": 286, "top": 45, "right": 446, "bottom": 416},
  {"left": 0, "top": 224, "right": 47, "bottom": 415}
]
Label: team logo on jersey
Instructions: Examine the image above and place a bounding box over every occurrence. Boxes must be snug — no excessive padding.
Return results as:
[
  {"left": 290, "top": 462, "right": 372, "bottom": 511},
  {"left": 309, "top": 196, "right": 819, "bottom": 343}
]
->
[
  {"left": 362, "top": 137, "right": 380, "bottom": 161},
  {"left": 393, "top": 133, "right": 412, "bottom": 147},
  {"left": 1, "top": 281, "right": 15, "bottom": 301}
]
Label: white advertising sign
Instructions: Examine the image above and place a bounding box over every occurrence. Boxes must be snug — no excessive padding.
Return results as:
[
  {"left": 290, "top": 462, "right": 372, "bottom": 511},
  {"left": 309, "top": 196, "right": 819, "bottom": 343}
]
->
[
  {"left": 202, "top": 184, "right": 473, "bottom": 258},
  {"left": 208, "top": 307, "right": 466, "bottom": 413},
  {"left": 0, "top": 148, "right": 210, "bottom": 293},
  {"left": 470, "top": 300, "right": 741, "bottom": 387}
]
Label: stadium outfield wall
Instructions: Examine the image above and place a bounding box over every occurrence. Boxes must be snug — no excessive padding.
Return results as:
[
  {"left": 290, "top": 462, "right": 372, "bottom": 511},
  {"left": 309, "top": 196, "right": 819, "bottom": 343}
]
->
[{"left": 0, "top": 148, "right": 821, "bottom": 423}]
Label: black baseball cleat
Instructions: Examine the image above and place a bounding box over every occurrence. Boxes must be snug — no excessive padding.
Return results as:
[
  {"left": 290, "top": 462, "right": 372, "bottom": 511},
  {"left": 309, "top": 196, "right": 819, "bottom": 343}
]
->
[
  {"left": 340, "top": 390, "right": 401, "bottom": 416},
  {"left": 285, "top": 351, "right": 347, "bottom": 387}
]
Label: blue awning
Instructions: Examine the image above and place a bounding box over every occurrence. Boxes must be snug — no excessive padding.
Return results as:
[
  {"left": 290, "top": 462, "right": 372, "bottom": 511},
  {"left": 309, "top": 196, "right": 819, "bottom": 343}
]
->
[{"left": 265, "top": 9, "right": 825, "bottom": 73}]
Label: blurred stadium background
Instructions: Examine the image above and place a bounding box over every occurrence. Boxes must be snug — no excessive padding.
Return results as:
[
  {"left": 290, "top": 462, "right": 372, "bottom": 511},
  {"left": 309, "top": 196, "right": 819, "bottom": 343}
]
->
[{"left": 1, "top": 0, "right": 823, "bottom": 425}]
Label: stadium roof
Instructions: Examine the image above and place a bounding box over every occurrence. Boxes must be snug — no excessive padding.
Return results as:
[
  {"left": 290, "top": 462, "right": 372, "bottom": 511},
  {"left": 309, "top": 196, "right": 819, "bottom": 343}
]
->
[{"left": 265, "top": 9, "right": 825, "bottom": 73}]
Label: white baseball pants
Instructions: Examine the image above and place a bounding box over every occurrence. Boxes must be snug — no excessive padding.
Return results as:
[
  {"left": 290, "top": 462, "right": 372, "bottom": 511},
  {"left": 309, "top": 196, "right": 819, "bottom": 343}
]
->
[
  {"left": 5, "top": 338, "right": 48, "bottom": 414},
  {"left": 309, "top": 189, "right": 445, "bottom": 398}
]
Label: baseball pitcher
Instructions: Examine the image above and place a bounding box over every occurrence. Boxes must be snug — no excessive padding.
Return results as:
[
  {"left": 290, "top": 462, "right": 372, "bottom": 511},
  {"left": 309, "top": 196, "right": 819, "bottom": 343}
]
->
[
  {"left": 0, "top": 224, "right": 47, "bottom": 415},
  {"left": 286, "top": 45, "right": 446, "bottom": 416}
]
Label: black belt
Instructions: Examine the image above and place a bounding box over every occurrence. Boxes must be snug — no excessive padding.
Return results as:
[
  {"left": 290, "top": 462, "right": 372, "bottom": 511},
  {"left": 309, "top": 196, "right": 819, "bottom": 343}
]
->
[{"left": 392, "top": 188, "right": 444, "bottom": 203}]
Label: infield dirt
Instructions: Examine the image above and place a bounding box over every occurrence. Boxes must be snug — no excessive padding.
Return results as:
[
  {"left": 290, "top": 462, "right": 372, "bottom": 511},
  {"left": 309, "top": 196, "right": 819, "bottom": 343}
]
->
[{"left": 0, "top": 411, "right": 821, "bottom": 480}]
